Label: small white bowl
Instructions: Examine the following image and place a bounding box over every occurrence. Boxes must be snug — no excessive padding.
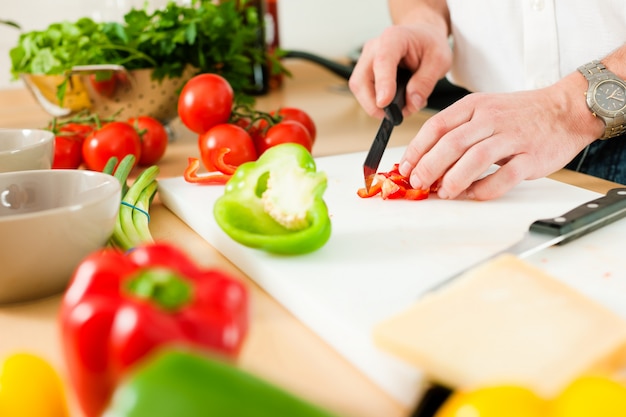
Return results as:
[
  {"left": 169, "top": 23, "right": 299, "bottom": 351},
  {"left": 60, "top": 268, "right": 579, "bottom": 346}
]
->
[
  {"left": 0, "top": 128, "right": 55, "bottom": 173},
  {"left": 0, "top": 169, "right": 121, "bottom": 304}
]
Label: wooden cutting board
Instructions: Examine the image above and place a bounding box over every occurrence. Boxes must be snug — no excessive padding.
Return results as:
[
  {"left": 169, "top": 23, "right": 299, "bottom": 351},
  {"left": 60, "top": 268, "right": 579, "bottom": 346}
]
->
[{"left": 158, "top": 146, "right": 626, "bottom": 407}]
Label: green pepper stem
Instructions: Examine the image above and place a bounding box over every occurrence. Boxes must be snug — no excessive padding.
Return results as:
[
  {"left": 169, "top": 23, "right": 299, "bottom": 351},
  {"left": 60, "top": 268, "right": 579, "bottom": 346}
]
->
[{"left": 125, "top": 268, "right": 194, "bottom": 311}]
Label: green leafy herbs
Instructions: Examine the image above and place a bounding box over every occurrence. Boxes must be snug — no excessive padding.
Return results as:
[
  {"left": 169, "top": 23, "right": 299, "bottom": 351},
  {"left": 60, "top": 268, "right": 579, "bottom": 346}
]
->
[{"left": 9, "top": 0, "right": 286, "bottom": 101}]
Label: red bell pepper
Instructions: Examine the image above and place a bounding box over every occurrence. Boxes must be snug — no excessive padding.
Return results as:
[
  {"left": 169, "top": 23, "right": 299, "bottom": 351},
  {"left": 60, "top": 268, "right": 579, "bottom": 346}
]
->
[{"left": 59, "top": 242, "right": 249, "bottom": 417}]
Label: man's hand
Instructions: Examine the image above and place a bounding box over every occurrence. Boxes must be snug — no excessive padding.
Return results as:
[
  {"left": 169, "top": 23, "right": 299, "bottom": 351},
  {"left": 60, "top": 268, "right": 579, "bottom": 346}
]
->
[
  {"left": 348, "top": 21, "right": 452, "bottom": 119},
  {"left": 398, "top": 73, "right": 605, "bottom": 200}
]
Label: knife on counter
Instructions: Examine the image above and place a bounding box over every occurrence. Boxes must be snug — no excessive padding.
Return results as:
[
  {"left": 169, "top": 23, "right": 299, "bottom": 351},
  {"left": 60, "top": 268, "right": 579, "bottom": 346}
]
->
[
  {"left": 425, "top": 187, "right": 626, "bottom": 294},
  {"left": 363, "top": 67, "right": 413, "bottom": 191}
]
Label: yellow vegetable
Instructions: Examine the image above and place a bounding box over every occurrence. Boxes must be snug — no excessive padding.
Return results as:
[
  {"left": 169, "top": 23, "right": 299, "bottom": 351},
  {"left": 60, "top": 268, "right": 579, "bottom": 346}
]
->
[
  {"left": 0, "top": 352, "right": 69, "bottom": 417},
  {"left": 550, "top": 375, "right": 626, "bottom": 417},
  {"left": 433, "top": 376, "right": 626, "bottom": 417},
  {"left": 433, "top": 385, "right": 548, "bottom": 417}
]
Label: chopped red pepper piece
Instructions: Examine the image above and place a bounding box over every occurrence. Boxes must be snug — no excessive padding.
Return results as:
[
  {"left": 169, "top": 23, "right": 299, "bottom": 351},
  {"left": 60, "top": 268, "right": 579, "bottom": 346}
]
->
[
  {"left": 381, "top": 178, "right": 406, "bottom": 199},
  {"left": 357, "top": 163, "right": 436, "bottom": 201},
  {"left": 211, "top": 147, "right": 238, "bottom": 175},
  {"left": 59, "top": 242, "right": 249, "bottom": 417},
  {"left": 357, "top": 179, "right": 383, "bottom": 198},
  {"left": 405, "top": 188, "right": 430, "bottom": 200},
  {"left": 184, "top": 157, "right": 232, "bottom": 184}
]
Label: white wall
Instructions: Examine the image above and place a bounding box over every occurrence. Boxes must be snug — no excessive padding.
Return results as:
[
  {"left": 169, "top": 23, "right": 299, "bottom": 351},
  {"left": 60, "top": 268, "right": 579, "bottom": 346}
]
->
[{"left": 0, "top": 0, "right": 391, "bottom": 90}]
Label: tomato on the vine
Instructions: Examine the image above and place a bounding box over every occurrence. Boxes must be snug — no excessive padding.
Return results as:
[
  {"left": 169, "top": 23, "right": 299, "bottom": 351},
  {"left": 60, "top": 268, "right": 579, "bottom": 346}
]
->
[
  {"left": 178, "top": 73, "right": 234, "bottom": 134},
  {"left": 53, "top": 135, "right": 83, "bottom": 169},
  {"left": 255, "top": 107, "right": 316, "bottom": 145},
  {"left": 254, "top": 120, "right": 313, "bottom": 156},
  {"left": 128, "top": 116, "right": 168, "bottom": 166},
  {"left": 273, "top": 107, "right": 317, "bottom": 143},
  {"left": 52, "top": 123, "right": 94, "bottom": 169},
  {"left": 198, "top": 124, "right": 257, "bottom": 173},
  {"left": 82, "top": 122, "right": 141, "bottom": 171}
]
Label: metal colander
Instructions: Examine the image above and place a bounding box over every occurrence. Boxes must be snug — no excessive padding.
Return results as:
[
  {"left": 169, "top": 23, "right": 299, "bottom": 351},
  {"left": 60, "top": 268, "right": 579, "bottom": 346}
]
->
[{"left": 20, "top": 65, "right": 196, "bottom": 125}]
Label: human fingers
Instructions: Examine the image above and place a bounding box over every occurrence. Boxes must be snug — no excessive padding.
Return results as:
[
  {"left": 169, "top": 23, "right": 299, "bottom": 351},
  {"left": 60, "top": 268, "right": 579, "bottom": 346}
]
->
[
  {"left": 348, "top": 38, "right": 390, "bottom": 119},
  {"left": 465, "top": 154, "right": 533, "bottom": 200},
  {"left": 417, "top": 122, "right": 499, "bottom": 199},
  {"left": 402, "top": 43, "right": 451, "bottom": 114},
  {"left": 351, "top": 24, "right": 443, "bottom": 117},
  {"left": 373, "top": 25, "right": 452, "bottom": 115},
  {"left": 398, "top": 94, "right": 480, "bottom": 181},
  {"left": 369, "top": 28, "right": 419, "bottom": 110},
  {"left": 431, "top": 131, "right": 524, "bottom": 200}
]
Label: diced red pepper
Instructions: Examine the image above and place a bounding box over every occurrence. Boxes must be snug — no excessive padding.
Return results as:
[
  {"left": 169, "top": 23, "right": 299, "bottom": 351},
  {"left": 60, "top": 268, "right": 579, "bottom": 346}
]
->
[
  {"left": 184, "top": 157, "right": 232, "bottom": 184},
  {"left": 211, "top": 147, "right": 238, "bottom": 175},
  {"left": 405, "top": 188, "right": 430, "bottom": 200},
  {"left": 357, "top": 164, "right": 434, "bottom": 201},
  {"left": 357, "top": 181, "right": 383, "bottom": 198},
  {"left": 59, "top": 242, "right": 249, "bottom": 417},
  {"left": 381, "top": 178, "right": 406, "bottom": 199}
]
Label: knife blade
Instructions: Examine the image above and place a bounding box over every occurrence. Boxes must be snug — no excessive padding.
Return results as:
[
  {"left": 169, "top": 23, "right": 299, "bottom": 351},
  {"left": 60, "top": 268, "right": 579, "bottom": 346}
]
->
[
  {"left": 363, "top": 67, "right": 413, "bottom": 191},
  {"left": 425, "top": 187, "right": 626, "bottom": 294}
]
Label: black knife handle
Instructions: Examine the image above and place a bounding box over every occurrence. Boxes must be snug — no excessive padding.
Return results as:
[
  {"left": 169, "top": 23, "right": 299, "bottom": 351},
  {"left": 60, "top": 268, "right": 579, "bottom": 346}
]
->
[
  {"left": 384, "top": 67, "right": 413, "bottom": 126},
  {"left": 410, "top": 384, "right": 452, "bottom": 417},
  {"left": 529, "top": 187, "right": 626, "bottom": 245}
]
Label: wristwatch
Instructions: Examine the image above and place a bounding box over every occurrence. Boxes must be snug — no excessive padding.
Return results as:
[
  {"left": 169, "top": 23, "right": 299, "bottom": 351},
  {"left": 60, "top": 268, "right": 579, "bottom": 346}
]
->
[{"left": 577, "top": 60, "right": 626, "bottom": 140}]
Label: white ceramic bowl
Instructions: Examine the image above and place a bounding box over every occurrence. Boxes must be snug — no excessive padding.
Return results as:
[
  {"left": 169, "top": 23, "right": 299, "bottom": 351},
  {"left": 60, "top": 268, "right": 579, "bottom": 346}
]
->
[
  {"left": 0, "top": 128, "right": 55, "bottom": 173},
  {"left": 0, "top": 169, "right": 121, "bottom": 304}
]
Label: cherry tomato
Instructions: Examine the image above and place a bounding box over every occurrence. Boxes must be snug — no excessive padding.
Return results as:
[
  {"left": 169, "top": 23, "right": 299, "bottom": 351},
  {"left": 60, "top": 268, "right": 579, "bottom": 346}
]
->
[
  {"left": 89, "top": 72, "right": 117, "bottom": 98},
  {"left": 127, "top": 116, "right": 168, "bottom": 166},
  {"left": 82, "top": 122, "right": 141, "bottom": 172},
  {"left": 254, "top": 120, "right": 313, "bottom": 156},
  {"left": 434, "top": 385, "right": 547, "bottom": 417},
  {"left": 550, "top": 375, "right": 626, "bottom": 417},
  {"left": 198, "top": 124, "right": 257, "bottom": 173},
  {"left": 273, "top": 107, "right": 317, "bottom": 143},
  {"left": 52, "top": 123, "right": 93, "bottom": 169},
  {"left": 178, "top": 73, "right": 234, "bottom": 134},
  {"left": 53, "top": 135, "right": 83, "bottom": 169}
]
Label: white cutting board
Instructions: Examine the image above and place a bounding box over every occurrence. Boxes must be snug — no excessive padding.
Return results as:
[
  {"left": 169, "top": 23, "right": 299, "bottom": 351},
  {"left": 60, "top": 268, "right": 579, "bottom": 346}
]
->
[{"left": 158, "top": 146, "right": 626, "bottom": 407}]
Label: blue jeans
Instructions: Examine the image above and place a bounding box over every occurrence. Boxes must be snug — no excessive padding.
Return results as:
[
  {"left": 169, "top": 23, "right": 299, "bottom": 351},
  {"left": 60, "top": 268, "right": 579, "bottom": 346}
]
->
[{"left": 564, "top": 134, "right": 626, "bottom": 185}]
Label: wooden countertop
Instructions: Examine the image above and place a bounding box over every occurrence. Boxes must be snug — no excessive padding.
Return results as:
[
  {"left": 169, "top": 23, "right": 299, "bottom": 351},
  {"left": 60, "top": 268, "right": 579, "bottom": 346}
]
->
[{"left": 0, "top": 61, "right": 620, "bottom": 417}]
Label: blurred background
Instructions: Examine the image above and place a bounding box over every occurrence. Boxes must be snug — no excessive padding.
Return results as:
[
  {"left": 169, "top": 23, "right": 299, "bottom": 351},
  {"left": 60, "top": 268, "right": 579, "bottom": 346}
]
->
[{"left": 0, "top": 0, "right": 392, "bottom": 90}]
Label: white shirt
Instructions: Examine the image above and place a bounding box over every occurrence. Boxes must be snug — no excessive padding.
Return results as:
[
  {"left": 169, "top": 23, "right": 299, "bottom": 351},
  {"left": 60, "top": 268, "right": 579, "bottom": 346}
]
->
[{"left": 446, "top": 0, "right": 626, "bottom": 93}]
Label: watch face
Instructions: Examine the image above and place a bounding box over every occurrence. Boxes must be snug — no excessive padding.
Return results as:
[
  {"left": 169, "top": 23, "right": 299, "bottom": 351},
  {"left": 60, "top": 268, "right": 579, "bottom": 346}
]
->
[{"left": 593, "top": 79, "right": 626, "bottom": 113}]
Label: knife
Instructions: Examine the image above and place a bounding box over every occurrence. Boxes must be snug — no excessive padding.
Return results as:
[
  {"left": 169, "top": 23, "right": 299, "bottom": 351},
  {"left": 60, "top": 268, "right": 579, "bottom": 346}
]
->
[
  {"left": 425, "top": 187, "right": 626, "bottom": 294},
  {"left": 363, "top": 67, "right": 413, "bottom": 191}
]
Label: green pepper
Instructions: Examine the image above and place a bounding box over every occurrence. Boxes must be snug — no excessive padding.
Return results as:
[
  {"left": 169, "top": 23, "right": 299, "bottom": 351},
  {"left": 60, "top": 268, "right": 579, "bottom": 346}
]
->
[
  {"left": 102, "top": 348, "right": 342, "bottom": 417},
  {"left": 213, "top": 143, "right": 331, "bottom": 255}
]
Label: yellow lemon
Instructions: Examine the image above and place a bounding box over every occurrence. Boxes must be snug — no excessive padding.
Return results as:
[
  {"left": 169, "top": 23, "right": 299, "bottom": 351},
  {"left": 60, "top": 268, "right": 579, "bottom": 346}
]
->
[
  {"left": 434, "top": 385, "right": 547, "bottom": 417},
  {"left": 0, "top": 352, "right": 69, "bottom": 417},
  {"left": 550, "top": 375, "right": 626, "bottom": 417}
]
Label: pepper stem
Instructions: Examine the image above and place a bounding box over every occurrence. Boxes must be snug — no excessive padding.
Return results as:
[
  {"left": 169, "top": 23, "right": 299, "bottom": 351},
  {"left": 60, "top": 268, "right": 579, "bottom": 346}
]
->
[{"left": 125, "top": 268, "right": 193, "bottom": 311}]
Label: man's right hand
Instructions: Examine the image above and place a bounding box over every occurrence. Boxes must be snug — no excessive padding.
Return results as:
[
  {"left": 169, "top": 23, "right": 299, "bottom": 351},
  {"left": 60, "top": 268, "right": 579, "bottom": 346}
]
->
[{"left": 348, "top": 10, "right": 452, "bottom": 119}]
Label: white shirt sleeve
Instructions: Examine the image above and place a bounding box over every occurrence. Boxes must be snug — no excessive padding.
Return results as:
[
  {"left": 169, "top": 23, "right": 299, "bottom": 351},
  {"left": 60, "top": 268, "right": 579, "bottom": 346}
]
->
[{"left": 446, "top": 0, "right": 626, "bottom": 93}]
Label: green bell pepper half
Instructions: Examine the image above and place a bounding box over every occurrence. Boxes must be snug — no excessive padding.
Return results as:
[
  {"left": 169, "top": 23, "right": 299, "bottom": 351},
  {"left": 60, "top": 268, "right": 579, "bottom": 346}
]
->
[
  {"left": 213, "top": 143, "right": 331, "bottom": 255},
  {"left": 102, "top": 348, "right": 342, "bottom": 417}
]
